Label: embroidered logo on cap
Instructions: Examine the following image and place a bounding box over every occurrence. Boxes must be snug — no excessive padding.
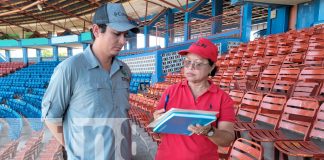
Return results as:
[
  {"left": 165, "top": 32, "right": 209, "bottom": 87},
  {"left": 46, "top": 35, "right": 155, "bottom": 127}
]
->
[
  {"left": 193, "top": 41, "right": 208, "bottom": 48},
  {"left": 114, "top": 12, "right": 126, "bottom": 17}
]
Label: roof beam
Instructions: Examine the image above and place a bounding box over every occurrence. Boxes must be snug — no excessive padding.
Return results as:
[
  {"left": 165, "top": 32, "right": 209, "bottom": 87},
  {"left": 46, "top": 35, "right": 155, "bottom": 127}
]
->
[
  {"left": 3, "top": 2, "right": 79, "bottom": 35},
  {"left": 0, "top": 19, "right": 33, "bottom": 32},
  {"left": 147, "top": 8, "right": 168, "bottom": 26},
  {"left": 159, "top": 0, "right": 185, "bottom": 12},
  {"left": 144, "top": 0, "right": 165, "bottom": 8},
  {"left": 75, "top": 0, "right": 99, "bottom": 8},
  {"left": 189, "top": 0, "right": 209, "bottom": 13},
  {"left": 42, "top": 1, "right": 92, "bottom": 24},
  {"left": 0, "top": 0, "right": 45, "bottom": 16}
]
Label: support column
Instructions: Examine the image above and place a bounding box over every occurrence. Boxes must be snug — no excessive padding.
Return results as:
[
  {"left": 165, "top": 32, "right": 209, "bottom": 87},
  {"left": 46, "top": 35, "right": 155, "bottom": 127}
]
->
[
  {"left": 83, "top": 43, "right": 88, "bottom": 50},
  {"left": 67, "top": 47, "right": 73, "bottom": 57},
  {"left": 144, "top": 25, "right": 150, "bottom": 48},
  {"left": 266, "top": 7, "right": 272, "bottom": 35},
  {"left": 155, "top": 51, "right": 163, "bottom": 82},
  {"left": 267, "top": 6, "right": 290, "bottom": 34},
  {"left": 220, "top": 42, "right": 228, "bottom": 55},
  {"left": 184, "top": 12, "right": 191, "bottom": 41},
  {"left": 164, "top": 9, "right": 174, "bottom": 47},
  {"left": 241, "top": 2, "right": 253, "bottom": 42},
  {"left": 129, "top": 37, "right": 137, "bottom": 50},
  {"left": 53, "top": 46, "right": 59, "bottom": 61},
  {"left": 5, "top": 50, "right": 11, "bottom": 62},
  {"left": 36, "top": 49, "right": 42, "bottom": 63},
  {"left": 313, "top": 0, "right": 324, "bottom": 25},
  {"left": 211, "top": 0, "right": 223, "bottom": 34},
  {"left": 22, "top": 47, "right": 28, "bottom": 65}
]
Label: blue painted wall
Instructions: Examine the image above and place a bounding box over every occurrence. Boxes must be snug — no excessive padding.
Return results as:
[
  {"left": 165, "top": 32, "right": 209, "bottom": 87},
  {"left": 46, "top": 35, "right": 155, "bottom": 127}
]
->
[
  {"left": 297, "top": 2, "right": 314, "bottom": 29},
  {"left": 313, "top": 0, "right": 324, "bottom": 25},
  {"left": 296, "top": 0, "right": 324, "bottom": 29},
  {"left": 267, "top": 6, "right": 290, "bottom": 34}
]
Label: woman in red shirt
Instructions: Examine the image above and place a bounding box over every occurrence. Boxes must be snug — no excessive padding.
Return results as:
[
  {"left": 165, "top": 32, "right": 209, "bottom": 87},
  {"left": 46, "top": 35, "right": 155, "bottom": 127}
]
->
[{"left": 153, "top": 38, "right": 235, "bottom": 160}]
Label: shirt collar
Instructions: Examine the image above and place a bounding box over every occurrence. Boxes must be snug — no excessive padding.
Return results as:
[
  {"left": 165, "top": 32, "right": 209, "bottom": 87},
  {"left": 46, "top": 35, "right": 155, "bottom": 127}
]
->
[
  {"left": 84, "top": 45, "right": 100, "bottom": 70},
  {"left": 84, "top": 45, "right": 124, "bottom": 73},
  {"left": 181, "top": 79, "right": 218, "bottom": 93},
  {"left": 110, "top": 58, "right": 124, "bottom": 77}
]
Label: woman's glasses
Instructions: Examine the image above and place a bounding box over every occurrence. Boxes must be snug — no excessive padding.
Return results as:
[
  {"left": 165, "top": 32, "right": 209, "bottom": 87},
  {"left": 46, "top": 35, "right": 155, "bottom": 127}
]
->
[{"left": 183, "top": 60, "right": 209, "bottom": 70}]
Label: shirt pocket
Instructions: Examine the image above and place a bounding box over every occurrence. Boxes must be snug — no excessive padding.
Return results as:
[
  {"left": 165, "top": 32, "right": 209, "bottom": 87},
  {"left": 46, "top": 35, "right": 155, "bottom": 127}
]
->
[
  {"left": 114, "top": 81, "right": 130, "bottom": 112},
  {"left": 72, "top": 82, "right": 111, "bottom": 117}
]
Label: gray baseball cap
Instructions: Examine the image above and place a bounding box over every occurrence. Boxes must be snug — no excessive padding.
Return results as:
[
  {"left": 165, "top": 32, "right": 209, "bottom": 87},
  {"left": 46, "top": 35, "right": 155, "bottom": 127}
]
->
[{"left": 92, "top": 3, "right": 139, "bottom": 33}]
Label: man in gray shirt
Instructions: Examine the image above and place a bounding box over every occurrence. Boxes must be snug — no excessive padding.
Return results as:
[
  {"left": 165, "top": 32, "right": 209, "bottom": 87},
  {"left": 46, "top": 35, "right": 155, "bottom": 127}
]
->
[{"left": 42, "top": 3, "right": 139, "bottom": 160}]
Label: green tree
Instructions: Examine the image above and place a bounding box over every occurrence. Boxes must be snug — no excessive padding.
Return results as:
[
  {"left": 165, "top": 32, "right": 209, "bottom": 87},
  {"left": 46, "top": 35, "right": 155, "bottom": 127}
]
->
[{"left": 42, "top": 49, "right": 53, "bottom": 57}]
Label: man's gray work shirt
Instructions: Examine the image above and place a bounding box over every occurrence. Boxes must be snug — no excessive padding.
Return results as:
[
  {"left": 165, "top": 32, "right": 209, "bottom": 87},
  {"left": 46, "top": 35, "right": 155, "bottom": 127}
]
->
[{"left": 42, "top": 46, "right": 132, "bottom": 160}]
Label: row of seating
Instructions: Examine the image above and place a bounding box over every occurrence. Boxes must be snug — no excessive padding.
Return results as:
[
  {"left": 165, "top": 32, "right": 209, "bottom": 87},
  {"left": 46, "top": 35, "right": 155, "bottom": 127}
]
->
[
  {"left": 129, "top": 24, "right": 324, "bottom": 160},
  {"left": 0, "top": 104, "right": 23, "bottom": 140},
  {"left": 234, "top": 93, "right": 324, "bottom": 159},
  {"left": 0, "top": 62, "right": 26, "bottom": 77},
  {"left": 0, "top": 62, "right": 59, "bottom": 140},
  {"left": 39, "top": 138, "right": 64, "bottom": 160},
  {"left": 22, "top": 94, "right": 43, "bottom": 109},
  {"left": 0, "top": 86, "right": 28, "bottom": 95},
  {"left": 6, "top": 99, "right": 41, "bottom": 116},
  {"left": 0, "top": 141, "right": 19, "bottom": 159},
  {"left": 14, "top": 131, "right": 44, "bottom": 160},
  {"left": 130, "top": 73, "right": 152, "bottom": 93}
]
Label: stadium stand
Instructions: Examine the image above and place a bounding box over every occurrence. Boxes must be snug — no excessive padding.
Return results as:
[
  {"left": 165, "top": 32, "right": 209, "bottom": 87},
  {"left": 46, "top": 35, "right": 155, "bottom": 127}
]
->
[
  {"left": 0, "top": 0, "right": 323, "bottom": 159},
  {"left": 0, "top": 62, "right": 25, "bottom": 77},
  {"left": 128, "top": 24, "right": 324, "bottom": 160}
]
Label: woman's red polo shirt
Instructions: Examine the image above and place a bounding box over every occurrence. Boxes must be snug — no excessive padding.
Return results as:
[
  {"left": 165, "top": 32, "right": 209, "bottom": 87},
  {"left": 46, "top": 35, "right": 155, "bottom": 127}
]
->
[{"left": 155, "top": 80, "right": 235, "bottom": 160}]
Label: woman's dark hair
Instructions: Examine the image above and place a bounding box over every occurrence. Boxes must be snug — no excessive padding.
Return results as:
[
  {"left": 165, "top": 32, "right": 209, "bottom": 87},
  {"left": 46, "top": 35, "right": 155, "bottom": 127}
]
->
[
  {"left": 208, "top": 59, "right": 218, "bottom": 77},
  {"left": 90, "top": 24, "right": 107, "bottom": 40}
]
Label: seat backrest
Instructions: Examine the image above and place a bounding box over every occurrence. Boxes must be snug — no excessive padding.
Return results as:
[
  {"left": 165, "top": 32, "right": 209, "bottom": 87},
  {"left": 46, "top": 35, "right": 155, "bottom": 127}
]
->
[
  {"left": 237, "top": 91, "right": 263, "bottom": 120},
  {"left": 268, "top": 56, "right": 286, "bottom": 67},
  {"left": 220, "top": 69, "right": 235, "bottom": 89},
  {"left": 229, "top": 90, "right": 245, "bottom": 114},
  {"left": 319, "top": 84, "right": 324, "bottom": 96},
  {"left": 277, "top": 46, "right": 292, "bottom": 57},
  {"left": 304, "top": 50, "right": 324, "bottom": 67},
  {"left": 282, "top": 53, "right": 305, "bottom": 68},
  {"left": 255, "top": 94, "right": 287, "bottom": 126},
  {"left": 212, "top": 70, "right": 224, "bottom": 85},
  {"left": 256, "top": 67, "right": 280, "bottom": 92},
  {"left": 230, "top": 70, "right": 247, "bottom": 90},
  {"left": 309, "top": 103, "right": 324, "bottom": 140},
  {"left": 292, "top": 81, "right": 320, "bottom": 97},
  {"left": 298, "top": 67, "right": 324, "bottom": 82},
  {"left": 252, "top": 49, "right": 265, "bottom": 58},
  {"left": 291, "top": 67, "right": 324, "bottom": 96},
  {"left": 272, "top": 68, "right": 301, "bottom": 95},
  {"left": 277, "top": 97, "right": 319, "bottom": 139},
  {"left": 228, "top": 138, "right": 263, "bottom": 160}
]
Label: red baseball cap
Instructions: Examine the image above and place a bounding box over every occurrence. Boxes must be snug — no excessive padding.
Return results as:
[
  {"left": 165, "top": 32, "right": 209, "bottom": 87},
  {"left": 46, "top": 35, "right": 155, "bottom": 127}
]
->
[{"left": 178, "top": 38, "right": 218, "bottom": 62}]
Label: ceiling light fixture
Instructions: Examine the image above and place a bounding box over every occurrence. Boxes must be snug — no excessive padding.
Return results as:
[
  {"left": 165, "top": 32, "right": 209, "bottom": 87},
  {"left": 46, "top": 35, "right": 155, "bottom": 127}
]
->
[{"left": 37, "top": 4, "right": 43, "bottom": 11}]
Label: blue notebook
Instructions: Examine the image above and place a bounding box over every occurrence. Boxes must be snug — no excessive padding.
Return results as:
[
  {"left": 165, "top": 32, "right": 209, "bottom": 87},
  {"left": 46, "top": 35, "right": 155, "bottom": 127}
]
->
[{"left": 148, "top": 108, "right": 218, "bottom": 136}]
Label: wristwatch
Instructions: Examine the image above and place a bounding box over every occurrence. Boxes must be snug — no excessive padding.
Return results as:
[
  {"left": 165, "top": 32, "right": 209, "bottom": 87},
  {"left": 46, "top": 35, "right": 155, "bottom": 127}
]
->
[{"left": 206, "top": 127, "right": 215, "bottom": 137}]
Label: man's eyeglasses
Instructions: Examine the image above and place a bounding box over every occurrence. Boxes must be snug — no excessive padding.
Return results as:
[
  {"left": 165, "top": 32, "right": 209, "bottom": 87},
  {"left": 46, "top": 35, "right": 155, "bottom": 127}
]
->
[{"left": 183, "top": 60, "right": 209, "bottom": 70}]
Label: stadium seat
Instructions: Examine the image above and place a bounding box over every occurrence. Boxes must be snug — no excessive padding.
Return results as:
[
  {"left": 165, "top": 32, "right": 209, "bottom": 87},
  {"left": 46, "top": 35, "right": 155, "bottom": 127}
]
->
[
  {"left": 273, "top": 103, "right": 324, "bottom": 160},
  {"left": 227, "top": 138, "right": 263, "bottom": 160},
  {"left": 248, "top": 97, "right": 319, "bottom": 145},
  {"left": 234, "top": 94, "right": 286, "bottom": 138}
]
